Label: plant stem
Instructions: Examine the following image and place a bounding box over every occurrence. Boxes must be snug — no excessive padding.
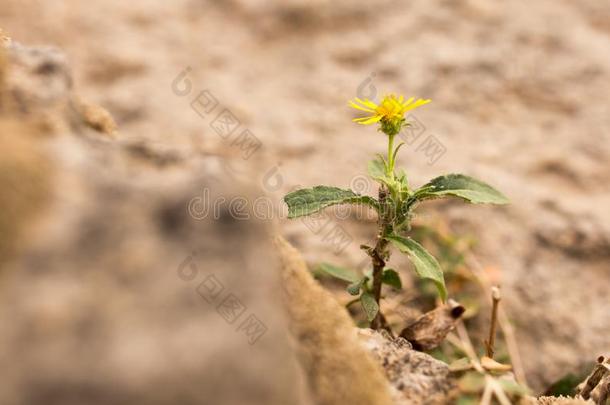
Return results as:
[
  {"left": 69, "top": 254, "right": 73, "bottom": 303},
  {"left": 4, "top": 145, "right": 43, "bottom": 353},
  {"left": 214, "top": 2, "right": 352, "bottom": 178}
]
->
[
  {"left": 369, "top": 134, "right": 399, "bottom": 330},
  {"left": 386, "top": 134, "right": 395, "bottom": 179},
  {"left": 370, "top": 186, "right": 392, "bottom": 330}
]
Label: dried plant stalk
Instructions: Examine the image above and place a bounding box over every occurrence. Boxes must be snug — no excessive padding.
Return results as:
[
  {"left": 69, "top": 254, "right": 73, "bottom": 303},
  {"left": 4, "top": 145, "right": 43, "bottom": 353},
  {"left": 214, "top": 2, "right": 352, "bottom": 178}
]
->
[
  {"left": 597, "top": 375, "right": 610, "bottom": 405},
  {"left": 485, "top": 286, "right": 501, "bottom": 358},
  {"left": 579, "top": 356, "right": 610, "bottom": 400},
  {"left": 465, "top": 252, "right": 528, "bottom": 387}
]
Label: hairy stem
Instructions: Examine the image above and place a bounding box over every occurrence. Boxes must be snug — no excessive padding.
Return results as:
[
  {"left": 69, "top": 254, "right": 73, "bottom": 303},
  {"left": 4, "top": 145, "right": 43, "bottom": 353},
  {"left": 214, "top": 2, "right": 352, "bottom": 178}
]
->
[{"left": 370, "top": 187, "right": 392, "bottom": 330}]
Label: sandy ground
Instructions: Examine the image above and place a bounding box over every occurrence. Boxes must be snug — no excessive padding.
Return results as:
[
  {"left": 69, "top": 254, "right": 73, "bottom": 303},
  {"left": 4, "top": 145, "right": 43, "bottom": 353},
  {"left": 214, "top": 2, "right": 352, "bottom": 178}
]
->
[{"left": 2, "top": 0, "right": 609, "bottom": 391}]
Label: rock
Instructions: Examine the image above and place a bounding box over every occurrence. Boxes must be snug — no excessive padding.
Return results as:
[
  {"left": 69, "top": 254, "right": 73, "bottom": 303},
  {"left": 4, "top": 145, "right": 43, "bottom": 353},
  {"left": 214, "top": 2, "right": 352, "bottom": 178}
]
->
[
  {"left": 520, "top": 396, "right": 592, "bottom": 405},
  {"left": 73, "top": 97, "right": 117, "bottom": 136},
  {"left": 275, "top": 236, "right": 394, "bottom": 405},
  {"left": 0, "top": 119, "right": 52, "bottom": 265},
  {"left": 1, "top": 40, "right": 114, "bottom": 136},
  {"left": 358, "top": 329, "right": 457, "bottom": 404},
  {"left": 0, "top": 40, "right": 309, "bottom": 405}
]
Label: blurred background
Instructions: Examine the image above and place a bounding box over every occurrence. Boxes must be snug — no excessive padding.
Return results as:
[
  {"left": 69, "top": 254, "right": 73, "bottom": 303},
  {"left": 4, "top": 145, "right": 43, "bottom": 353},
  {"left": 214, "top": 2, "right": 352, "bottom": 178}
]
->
[{"left": 1, "top": 0, "right": 609, "bottom": 402}]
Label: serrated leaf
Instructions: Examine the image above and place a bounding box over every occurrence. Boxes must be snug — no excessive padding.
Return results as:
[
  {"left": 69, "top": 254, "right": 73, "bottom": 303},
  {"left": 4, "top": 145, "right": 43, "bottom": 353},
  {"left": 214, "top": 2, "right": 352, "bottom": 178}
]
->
[
  {"left": 284, "top": 186, "right": 379, "bottom": 218},
  {"left": 381, "top": 269, "right": 402, "bottom": 289},
  {"left": 386, "top": 235, "right": 447, "bottom": 302},
  {"left": 360, "top": 292, "right": 379, "bottom": 321},
  {"left": 318, "top": 263, "right": 359, "bottom": 283},
  {"left": 347, "top": 277, "right": 368, "bottom": 296},
  {"left": 413, "top": 174, "right": 509, "bottom": 205}
]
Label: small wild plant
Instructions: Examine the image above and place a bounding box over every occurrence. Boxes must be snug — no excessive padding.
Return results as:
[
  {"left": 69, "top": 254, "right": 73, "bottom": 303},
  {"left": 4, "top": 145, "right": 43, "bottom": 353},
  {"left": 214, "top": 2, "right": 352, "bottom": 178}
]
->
[{"left": 283, "top": 94, "right": 508, "bottom": 330}]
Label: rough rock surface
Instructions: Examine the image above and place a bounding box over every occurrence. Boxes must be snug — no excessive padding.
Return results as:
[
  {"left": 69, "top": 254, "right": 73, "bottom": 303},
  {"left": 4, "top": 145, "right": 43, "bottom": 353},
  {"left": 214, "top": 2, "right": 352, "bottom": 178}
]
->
[
  {"left": 521, "top": 396, "right": 592, "bottom": 405},
  {"left": 358, "top": 328, "right": 457, "bottom": 404}
]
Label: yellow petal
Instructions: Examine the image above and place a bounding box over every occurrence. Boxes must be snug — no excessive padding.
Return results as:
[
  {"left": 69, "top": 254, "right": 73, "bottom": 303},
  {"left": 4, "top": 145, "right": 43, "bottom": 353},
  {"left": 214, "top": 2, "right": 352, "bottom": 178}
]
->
[
  {"left": 403, "top": 98, "right": 431, "bottom": 112},
  {"left": 348, "top": 100, "right": 375, "bottom": 113},
  {"left": 357, "top": 115, "right": 383, "bottom": 125},
  {"left": 353, "top": 115, "right": 374, "bottom": 122},
  {"left": 402, "top": 97, "right": 415, "bottom": 107},
  {"left": 354, "top": 97, "right": 378, "bottom": 110}
]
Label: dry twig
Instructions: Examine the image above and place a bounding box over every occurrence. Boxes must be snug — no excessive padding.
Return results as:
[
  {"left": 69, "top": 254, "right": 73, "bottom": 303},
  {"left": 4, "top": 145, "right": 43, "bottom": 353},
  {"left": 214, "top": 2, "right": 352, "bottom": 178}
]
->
[
  {"left": 485, "top": 286, "right": 501, "bottom": 358},
  {"left": 465, "top": 251, "right": 528, "bottom": 388},
  {"left": 579, "top": 356, "right": 610, "bottom": 400},
  {"left": 597, "top": 375, "right": 610, "bottom": 405}
]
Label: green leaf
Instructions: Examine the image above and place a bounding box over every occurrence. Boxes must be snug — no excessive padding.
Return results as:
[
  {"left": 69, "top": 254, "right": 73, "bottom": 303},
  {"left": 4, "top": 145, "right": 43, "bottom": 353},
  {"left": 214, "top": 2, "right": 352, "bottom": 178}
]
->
[
  {"left": 386, "top": 235, "right": 447, "bottom": 301},
  {"left": 381, "top": 269, "right": 402, "bottom": 289},
  {"left": 347, "top": 277, "right": 368, "bottom": 296},
  {"left": 413, "top": 174, "right": 509, "bottom": 205},
  {"left": 360, "top": 292, "right": 379, "bottom": 321},
  {"left": 367, "top": 157, "right": 387, "bottom": 181},
  {"left": 317, "top": 263, "right": 359, "bottom": 283},
  {"left": 391, "top": 142, "right": 406, "bottom": 166},
  {"left": 396, "top": 168, "right": 410, "bottom": 193},
  {"left": 284, "top": 186, "right": 379, "bottom": 218}
]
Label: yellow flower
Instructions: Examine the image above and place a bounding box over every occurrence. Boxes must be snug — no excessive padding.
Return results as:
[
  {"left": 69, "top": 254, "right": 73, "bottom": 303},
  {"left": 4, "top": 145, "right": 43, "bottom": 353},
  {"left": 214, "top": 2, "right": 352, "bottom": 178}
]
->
[{"left": 349, "top": 94, "right": 431, "bottom": 135}]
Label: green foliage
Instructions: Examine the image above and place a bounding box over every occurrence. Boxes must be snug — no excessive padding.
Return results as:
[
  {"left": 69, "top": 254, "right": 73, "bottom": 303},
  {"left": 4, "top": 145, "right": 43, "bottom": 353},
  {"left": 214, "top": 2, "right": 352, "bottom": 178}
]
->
[
  {"left": 360, "top": 292, "right": 379, "bottom": 321},
  {"left": 412, "top": 174, "right": 509, "bottom": 205},
  {"left": 395, "top": 168, "right": 410, "bottom": 198},
  {"left": 381, "top": 268, "right": 402, "bottom": 289},
  {"left": 386, "top": 235, "right": 447, "bottom": 301},
  {"left": 367, "top": 156, "right": 387, "bottom": 182},
  {"left": 544, "top": 372, "right": 588, "bottom": 397},
  {"left": 285, "top": 172, "right": 506, "bottom": 306},
  {"left": 283, "top": 100, "right": 508, "bottom": 325},
  {"left": 347, "top": 277, "right": 368, "bottom": 296},
  {"left": 315, "top": 263, "right": 380, "bottom": 321},
  {"left": 409, "top": 224, "right": 479, "bottom": 307},
  {"left": 317, "top": 262, "right": 359, "bottom": 283},
  {"left": 284, "top": 186, "right": 379, "bottom": 219}
]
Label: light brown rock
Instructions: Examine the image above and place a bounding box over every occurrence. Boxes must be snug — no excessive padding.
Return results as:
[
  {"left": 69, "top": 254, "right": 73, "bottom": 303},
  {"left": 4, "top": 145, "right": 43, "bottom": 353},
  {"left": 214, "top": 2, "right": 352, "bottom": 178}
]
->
[
  {"left": 275, "top": 236, "right": 395, "bottom": 405},
  {"left": 358, "top": 328, "right": 457, "bottom": 404},
  {"left": 521, "top": 396, "right": 592, "bottom": 405}
]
